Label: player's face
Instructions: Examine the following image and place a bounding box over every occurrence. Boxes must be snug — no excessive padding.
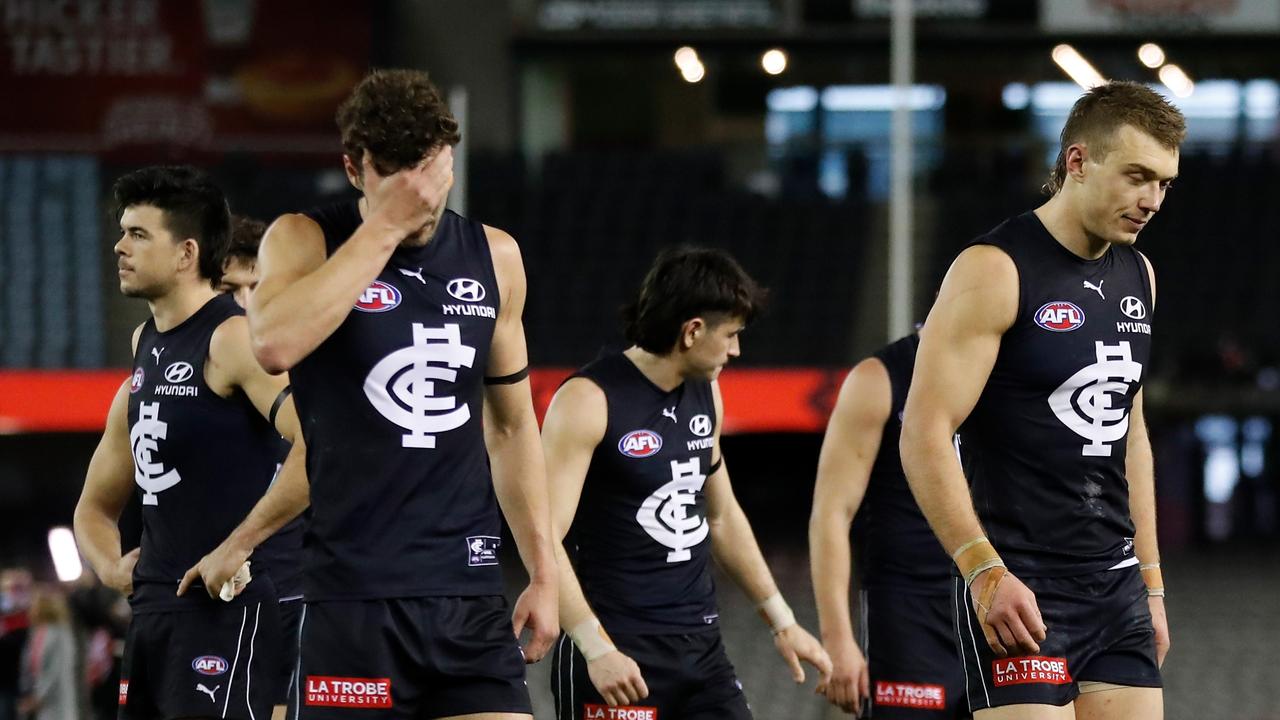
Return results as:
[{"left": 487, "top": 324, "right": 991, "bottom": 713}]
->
[
  {"left": 219, "top": 257, "right": 258, "bottom": 308},
  {"left": 686, "top": 317, "right": 745, "bottom": 380},
  {"left": 348, "top": 149, "right": 450, "bottom": 244},
  {"left": 1080, "top": 124, "right": 1179, "bottom": 246},
  {"left": 115, "top": 205, "right": 186, "bottom": 299}
]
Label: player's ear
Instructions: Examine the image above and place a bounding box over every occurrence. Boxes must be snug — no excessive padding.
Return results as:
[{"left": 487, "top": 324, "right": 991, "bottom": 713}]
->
[
  {"left": 178, "top": 238, "right": 200, "bottom": 273},
  {"left": 680, "top": 318, "right": 705, "bottom": 350},
  {"left": 342, "top": 154, "right": 363, "bottom": 191},
  {"left": 1065, "top": 143, "right": 1089, "bottom": 183}
]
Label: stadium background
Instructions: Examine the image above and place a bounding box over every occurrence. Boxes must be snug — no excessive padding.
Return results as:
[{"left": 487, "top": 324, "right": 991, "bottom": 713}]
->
[{"left": 1, "top": 1, "right": 1277, "bottom": 718}]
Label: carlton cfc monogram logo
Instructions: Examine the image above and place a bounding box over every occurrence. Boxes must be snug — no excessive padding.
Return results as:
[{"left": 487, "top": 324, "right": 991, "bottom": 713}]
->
[
  {"left": 637, "top": 458, "right": 709, "bottom": 562},
  {"left": 364, "top": 323, "right": 476, "bottom": 449},
  {"left": 1048, "top": 341, "right": 1142, "bottom": 457},
  {"left": 130, "top": 402, "right": 181, "bottom": 505}
]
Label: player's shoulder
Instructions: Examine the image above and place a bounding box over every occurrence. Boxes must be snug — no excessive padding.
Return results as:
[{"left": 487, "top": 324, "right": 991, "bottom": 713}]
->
[
  {"left": 130, "top": 322, "right": 146, "bottom": 354},
  {"left": 481, "top": 223, "right": 522, "bottom": 266},
  {"left": 546, "top": 376, "right": 608, "bottom": 441},
  {"left": 208, "top": 314, "right": 257, "bottom": 380},
  {"left": 267, "top": 212, "right": 325, "bottom": 243}
]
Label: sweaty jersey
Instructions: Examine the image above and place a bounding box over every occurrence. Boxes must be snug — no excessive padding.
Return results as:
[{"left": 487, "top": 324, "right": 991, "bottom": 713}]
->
[
  {"left": 569, "top": 352, "right": 720, "bottom": 634},
  {"left": 960, "top": 211, "right": 1153, "bottom": 577},
  {"left": 852, "top": 333, "right": 951, "bottom": 593},
  {"left": 293, "top": 202, "right": 503, "bottom": 600},
  {"left": 128, "top": 294, "right": 280, "bottom": 611}
]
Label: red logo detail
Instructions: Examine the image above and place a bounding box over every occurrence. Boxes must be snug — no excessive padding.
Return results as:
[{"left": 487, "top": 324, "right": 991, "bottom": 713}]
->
[
  {"left": 1034, "top": 301, "right": 1085, "bottom": 332},
  {"left": 129, "top": 368, "right": 144, "bottom": 393},
  {"left": 118, "top": 680, "right": 128, "bottom": 706},
  {"left": 353, "top": 281, "right": 401, "bottom": 313},
  {"left": 304, "top": 676, "right": 393, "bottom": 708},
  {"left": 584, "top": 704, "right": 658, "bottom": 720},
  {"left": 874, "top": 681, "right": 945, "bottom": 709},
  {"left": 992, "top": 656, "right": 1072, "bottom": 687},
  {"left": 618, "top": 429, "right": 663, "bottom": 458}
]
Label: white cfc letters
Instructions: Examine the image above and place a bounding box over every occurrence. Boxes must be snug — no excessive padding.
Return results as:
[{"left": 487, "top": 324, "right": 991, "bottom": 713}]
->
[
  {"left": 130, "top": 402, "right": 181, "bottom": 505},
  {"left": 1048, "top": 341, "right": 1143, "bottom": 457},
  {"left": 364, "top": 323, "right": 476, "bottom": 449},
  {"left": 636, "top": 458, "right": 709, "bottom": 562}
]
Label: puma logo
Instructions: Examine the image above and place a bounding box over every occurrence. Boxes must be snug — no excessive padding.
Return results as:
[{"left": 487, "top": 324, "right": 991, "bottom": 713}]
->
[
  {"left": 1083, "top": 280, "right": 1105, "bottom": 300},
  {"left": 662, "top": 407, "right": 677, "bottom": 423},
  {"left": 151, "top": 347, "right": 163, "bottom": 364},
  {"left": 398, "top": 267, "right": 426, "bottom": 285},
  {"left": 196, "top": 684, "right": 219, "bottom": 703}
]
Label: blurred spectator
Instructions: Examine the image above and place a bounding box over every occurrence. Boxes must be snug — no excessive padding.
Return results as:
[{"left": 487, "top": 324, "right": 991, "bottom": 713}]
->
[
  {"left": 67, "top": 571, "right": 129, "bottom": 720},
  {"left": 18, "top": 587, "right": 78, "bottom": 720},
  {"left": 0, "top": 569, "right": 32, "bottom": 720}
]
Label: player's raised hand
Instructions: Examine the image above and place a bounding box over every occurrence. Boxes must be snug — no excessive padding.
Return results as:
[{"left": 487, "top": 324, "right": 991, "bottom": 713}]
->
[
  {"left": 364, "top": 146, "right": 454, "bottom": 239},
  {"left": 177, "top": 540, "right": 252, "bottom": 600},
  {"left": 773, "top": 624, "right": 833, "bottom": 686},
  {"left": 587, "top": 650, "right": 649, "bottom": 706},
  {"left": 972, "top": 567, "right": 1046, "bottom": 657},
  {"left": 816, "top": 634, "right": 870, "bottom": 715},
  {"left": 511, "top": 578, "right": 558, "bottom": 663}
]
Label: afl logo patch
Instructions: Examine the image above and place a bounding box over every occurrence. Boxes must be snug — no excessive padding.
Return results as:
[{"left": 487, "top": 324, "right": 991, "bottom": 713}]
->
[
  {"left": 164, "top": 362, "right": 193, "bottom": 383},
  {"left": 354, "top": 281, "right": 401, "bottom": 313},
  {"left": 618, "top": 429, "right": 663, "bottom": 458},
  {"left": 1034, "top": 301, "right": 1085, "bottom": 332},
  {"left": 129, "top": 368, "right": 145, "bottom": 393},
  {"left": 191, "top": 656, "right": 228, "bottom": 676},
  {"left": 446, "top": 278, "right": 486, "bottom": 302}
]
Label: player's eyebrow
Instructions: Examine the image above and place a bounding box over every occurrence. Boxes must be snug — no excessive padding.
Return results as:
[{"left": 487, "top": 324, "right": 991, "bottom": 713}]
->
[{"left": 1123, "top": 163, "right": 1177, "bottom": 182}]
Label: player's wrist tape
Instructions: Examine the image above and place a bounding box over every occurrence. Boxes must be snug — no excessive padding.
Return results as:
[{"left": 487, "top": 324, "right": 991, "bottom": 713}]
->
[
  {"left": 568, "top": 617, "right": 617, "bottom": 661},
  {"left": 756, "top": 593, "right": 796, "bottom": 635},
  {"left": 952, "top": 537, "right": 1006, "bottom": 587},
  {"left": 1140, "top": 563, "right": 1164, "bottom": 597}
]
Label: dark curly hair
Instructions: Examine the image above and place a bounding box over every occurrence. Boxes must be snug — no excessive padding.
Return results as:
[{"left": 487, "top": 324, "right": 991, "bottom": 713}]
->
[
  {"left": 336, "top": 68, "right": 461, "bottom": 176},
  {"left": 224, "top": 215, "right": 267, "bottom": 266},
  {"left": 1046, "top": 80, "right": 1186, "bottom": 195},
  {"left": 112, "top": 165, "right": 231, "bottom": 287},
  {"left": 623, "top": 247, "right": 767, "bottom": 355}
]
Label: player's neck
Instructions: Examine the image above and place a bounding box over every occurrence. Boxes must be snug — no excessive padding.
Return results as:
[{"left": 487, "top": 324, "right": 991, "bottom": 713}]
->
[
  {"left": 624, "top": 346, "right": 685, "bottom": 393},
  {"left": 1034, "top": 195, "right": 1110, "bottom": 260},
  {"left": 148, "top": 282, "right": 219, "bottom": 333}
]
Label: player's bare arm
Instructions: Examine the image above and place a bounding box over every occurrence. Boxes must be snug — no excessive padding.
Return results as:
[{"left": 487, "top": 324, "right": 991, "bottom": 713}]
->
[
  {"left": 73, "top": 379, "right": 140, "bottom": 595},
  {"left": 808, "top": 357, "right": 890, "bottom": 712},
  {"left": 250, "top": 149, "right": 453, "bottom": 373},
  {"left": 1127, "top": 249, "right": 1168, "bottom": 667},
  {"left": 900, "top": 244, "right": 1046, "bottom": 657},
  {"left": 481, "top": 225, "right": 559, "bottom": 664},
  {"left": 542, "top": 378, "right": 650, "bottom": 706},
  {"left": 177, "top": 315, "right": 310, "bottom": 598},
  {"left": 705, "top": 382, "right": 832, "bottom": 686}
]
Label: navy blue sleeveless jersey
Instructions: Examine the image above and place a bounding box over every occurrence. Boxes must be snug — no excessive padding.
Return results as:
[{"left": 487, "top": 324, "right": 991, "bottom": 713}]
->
[
  {"left": 568, "top": 352, "right": 720, "bottom": 634},
  {"left": 852, "top": 333, "right": 951, "bottom": 593},
  {"left": 960, "top": 212, "right": 1153, "bottom": 577},
  {"left": 128, "top": 294, "right": 280, "bottom": 610},
  {"left": 292, "top": 202, "right": 503, "bottom": 600}
]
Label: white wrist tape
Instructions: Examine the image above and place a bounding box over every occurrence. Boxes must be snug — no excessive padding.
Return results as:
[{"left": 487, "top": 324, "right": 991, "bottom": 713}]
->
[
  {"left": 218, "top": 561, "right": 252, "bottom": 602},
  {"left": 568, "top": 617, "right": 616, "bottom": 661},
  {"left": 756, "top": 594, "right": 796, "bottom": 635}
]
